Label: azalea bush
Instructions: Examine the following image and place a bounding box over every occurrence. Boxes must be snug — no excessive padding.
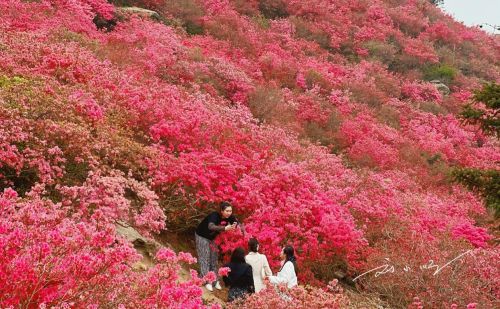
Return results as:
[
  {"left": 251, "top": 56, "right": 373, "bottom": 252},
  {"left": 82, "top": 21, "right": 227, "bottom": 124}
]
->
[
  {"left": 0, "top": 188, "right": 218, "bottom": 308},
  {"left": 226, "top": 279, "right": 349, "bottom": 309},
  {"left": 356, "top": 234, "right": 499, "bottom": 308}
]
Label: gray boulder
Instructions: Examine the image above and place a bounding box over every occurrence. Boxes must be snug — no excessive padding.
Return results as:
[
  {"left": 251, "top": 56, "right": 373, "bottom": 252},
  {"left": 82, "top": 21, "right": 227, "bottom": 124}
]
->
[
  {"left": 117, "top": 7, "right": 161, "bottom": 20},
  {"left": 430, "top": 80, "right": 450, "bottom": 96},
  {"left": 115, "top": 221, "right": 161, "bottom": 258}
]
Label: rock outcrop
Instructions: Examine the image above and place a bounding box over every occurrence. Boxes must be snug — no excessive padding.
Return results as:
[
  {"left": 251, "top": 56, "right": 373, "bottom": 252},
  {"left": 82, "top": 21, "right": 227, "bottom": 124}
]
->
[
  {"left": 115, "top": 221, "right": 161, "bottom": 259},
  {"left": 116, "top": 7, "right": 161, "bottom": 20},
  {"left": 430, "top": 79, "right": 451, "bottom": 96}
]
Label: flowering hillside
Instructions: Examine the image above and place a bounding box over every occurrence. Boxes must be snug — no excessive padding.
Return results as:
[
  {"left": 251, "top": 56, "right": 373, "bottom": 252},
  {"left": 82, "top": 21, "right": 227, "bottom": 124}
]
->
[{"left": 0, "top": 0, "right": 499, "bottom": 307}]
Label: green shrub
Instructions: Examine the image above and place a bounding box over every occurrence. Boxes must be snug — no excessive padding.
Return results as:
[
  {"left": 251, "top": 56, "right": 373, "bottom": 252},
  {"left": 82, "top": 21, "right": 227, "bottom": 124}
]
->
[
  {"left": 460, "top": 83, "right": 499, "bottom": 138},
  {"left": 452, "top": 168, "right": 500, "bottom": 217},
  {"left": 0, "top": 75, "right": 27, "bottom": 88},
  {"left": 184, "top": 20, "right": 204, "bottom": 35},
  {"left": 454, "top": 83, "right": 500, "bottom": 216},
  {"left": 423, "top": 64, "right": 457, "bottom": 83}
]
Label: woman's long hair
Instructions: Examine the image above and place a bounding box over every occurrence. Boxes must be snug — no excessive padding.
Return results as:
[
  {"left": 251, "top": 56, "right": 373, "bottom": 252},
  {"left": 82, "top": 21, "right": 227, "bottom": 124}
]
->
[
  {"left": 248, "top": 238, "right": 259, "bottom": 253},
  {"left": 230, "top": 247, "right": 246, "bottom": 264},
  {"left": 280, "top": 245, "right": 298, "bottom": 273}
]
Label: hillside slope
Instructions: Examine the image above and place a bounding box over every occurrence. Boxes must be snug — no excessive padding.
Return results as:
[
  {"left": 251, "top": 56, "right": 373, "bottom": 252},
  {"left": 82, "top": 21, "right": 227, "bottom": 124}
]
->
[{"left": 0, "top": 0, "right": 498, "bottom": 307}]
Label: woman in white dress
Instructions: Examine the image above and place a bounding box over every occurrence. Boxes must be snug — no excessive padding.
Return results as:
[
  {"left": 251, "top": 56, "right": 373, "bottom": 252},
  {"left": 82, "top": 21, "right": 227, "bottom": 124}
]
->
[
  {"left": 244, "top": 238, "right": 272, "bottom": 292},
  {"left": 268, "top": 245, "right": 298, "bottom": 289}
]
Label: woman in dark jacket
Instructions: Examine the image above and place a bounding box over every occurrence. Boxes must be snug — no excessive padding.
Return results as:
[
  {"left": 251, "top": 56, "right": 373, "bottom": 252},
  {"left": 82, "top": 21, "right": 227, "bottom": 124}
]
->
[
  {"left": 195, "top": 201, "right": 243, "bottom": 291},
  {"left": 223, "top": 247, "right": 255, "bottom": 302}
]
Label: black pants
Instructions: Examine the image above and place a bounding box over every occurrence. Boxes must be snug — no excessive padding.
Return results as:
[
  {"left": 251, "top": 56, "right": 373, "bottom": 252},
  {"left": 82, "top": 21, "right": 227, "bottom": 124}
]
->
[{"left": 227, "top": 287, "right": 249, "bottom": 302}]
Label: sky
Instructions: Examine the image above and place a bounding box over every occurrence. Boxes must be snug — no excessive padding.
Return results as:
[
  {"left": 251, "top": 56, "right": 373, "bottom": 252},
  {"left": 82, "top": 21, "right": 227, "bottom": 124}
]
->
[{"left": 440, "top": 0, "right": 500, "bottom": 33}]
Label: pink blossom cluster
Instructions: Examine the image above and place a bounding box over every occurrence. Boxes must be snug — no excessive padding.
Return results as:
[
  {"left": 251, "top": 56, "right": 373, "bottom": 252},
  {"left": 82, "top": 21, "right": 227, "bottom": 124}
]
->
[
  {"left": 226, "top": 279, "right": 349, "bottom": 308},
  {"left": 0, "top": 186, "right": 220, "bottom": 308}
]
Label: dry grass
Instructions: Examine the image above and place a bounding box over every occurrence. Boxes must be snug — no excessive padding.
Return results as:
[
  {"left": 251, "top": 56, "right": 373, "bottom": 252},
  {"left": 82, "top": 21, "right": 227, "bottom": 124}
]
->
[{"left": 344, "top": 288, "right": 393, "bottom": 309}]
